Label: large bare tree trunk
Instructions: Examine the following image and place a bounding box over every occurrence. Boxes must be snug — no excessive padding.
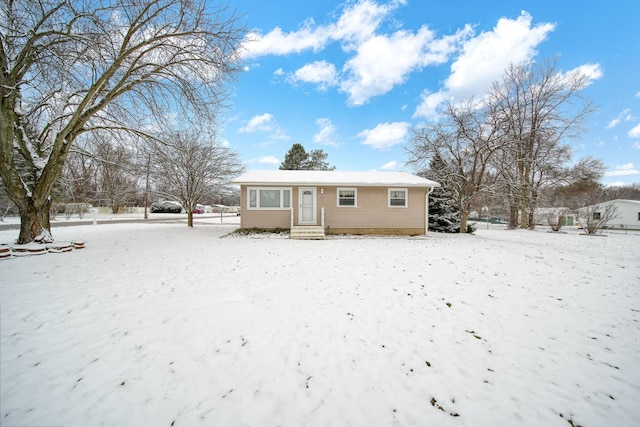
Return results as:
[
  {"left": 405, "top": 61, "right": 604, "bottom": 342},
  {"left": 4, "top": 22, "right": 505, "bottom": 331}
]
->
[
  {"left": 19, "top": 199, "right": 53, "bottom": 243},
  {"left": 459, "top": 210, "right": 469, "bottom": 233},
  {"left": 508, "top": 205, "right": 519, "bottom": 229}
]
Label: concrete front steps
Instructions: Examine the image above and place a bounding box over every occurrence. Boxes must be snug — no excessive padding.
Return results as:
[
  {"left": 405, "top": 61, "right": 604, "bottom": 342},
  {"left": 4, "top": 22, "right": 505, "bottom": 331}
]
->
[{"left": 290, "top": 226, "right": 326, "bottom": 240}]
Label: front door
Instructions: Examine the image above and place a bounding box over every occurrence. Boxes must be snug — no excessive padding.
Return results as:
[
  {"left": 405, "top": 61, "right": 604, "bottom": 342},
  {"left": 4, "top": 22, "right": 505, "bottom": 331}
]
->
[{"left": 299, "top": 187, "right": 316, "bottom": 225}]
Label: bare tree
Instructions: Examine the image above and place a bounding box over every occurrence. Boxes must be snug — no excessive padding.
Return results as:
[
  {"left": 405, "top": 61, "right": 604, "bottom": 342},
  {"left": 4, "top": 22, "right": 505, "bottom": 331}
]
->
[
  {"left": 149, "top": 132, "right": 244, "bottom": 227},
  {"left": 408, "top": 100, "right": 500, "bottom": 233},
  {"left": 544, "top": 207, "right": 570, "bottom": 232},
  {"left": 602, "top": 183, "right": 640, "bottom": 201},
  {"left": 93, "top": 139, "right": 139, "bottom": 214},
  {"left": 487, "top": 58, "right": 596, "bottom": 229},
  {"left": 541, "top": 163, "right": 605, "bottom": 212},
  {"left": 56, "top": 145, "right": 99, "bottom": 216},
  {"left": 0, "top": 180, "right": 15, "bottom": 221},
  {"left": 577, "top": 201, "right": 618, "bottom": 235},
  {"left": 0, "top": 0, "right": 245, "bottom": 243}
]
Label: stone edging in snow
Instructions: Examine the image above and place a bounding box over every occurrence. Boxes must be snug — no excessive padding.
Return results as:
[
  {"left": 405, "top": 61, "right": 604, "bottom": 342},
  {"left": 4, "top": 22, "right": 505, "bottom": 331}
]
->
[{"left": 0, "top": 241, "right": 85, "bottom": 259}]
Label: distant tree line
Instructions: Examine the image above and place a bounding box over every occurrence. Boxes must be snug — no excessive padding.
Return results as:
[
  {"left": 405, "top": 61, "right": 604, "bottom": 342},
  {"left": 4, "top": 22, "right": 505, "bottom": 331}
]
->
[{"left": 44, "top": 131, "right": 244, "bottom": 221}]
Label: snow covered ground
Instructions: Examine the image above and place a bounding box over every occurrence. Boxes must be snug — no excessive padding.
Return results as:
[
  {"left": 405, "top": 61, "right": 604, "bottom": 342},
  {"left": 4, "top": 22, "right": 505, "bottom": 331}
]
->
[{"left": 1, "top": 220, "right": 639, "bottom": 427}]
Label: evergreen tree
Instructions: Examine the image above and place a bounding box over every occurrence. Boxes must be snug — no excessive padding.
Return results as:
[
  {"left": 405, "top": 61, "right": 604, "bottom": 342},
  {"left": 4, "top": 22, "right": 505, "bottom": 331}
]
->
[
  {"left": 305, "top": 149, "right": 336, "bottom": 170},
  {"left": 422, "top": 154, "right": 472, "bottom": 233},
  {"left": 428, "top": 186, "right": 461, "bottom": 233},
  {"left": 279, "top": 144, "right": 335, "bottom": 170},
  {"left": 279, "top": 144, "right": 309, "bottom": 170}
]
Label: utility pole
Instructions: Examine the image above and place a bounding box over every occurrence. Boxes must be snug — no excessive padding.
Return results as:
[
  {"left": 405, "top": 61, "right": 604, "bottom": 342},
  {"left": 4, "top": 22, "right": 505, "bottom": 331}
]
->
[{"left": 144, "top": 153, "right": 151, "bottom": 220}]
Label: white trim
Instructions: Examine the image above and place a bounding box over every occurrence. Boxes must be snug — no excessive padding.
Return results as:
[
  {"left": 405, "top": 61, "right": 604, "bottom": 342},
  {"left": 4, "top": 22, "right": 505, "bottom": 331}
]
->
[
  {"left": 247, "top": 187, "right": 292, "bottom": 210},
  {"left": 426, "top": 187, "right": 434, "bottom": 234},
  {"left": 337, "top": 187, "right": 357, "bottom": 207},
  {"left": 388, "top": 188, "right": 408, "bottom": 208}
]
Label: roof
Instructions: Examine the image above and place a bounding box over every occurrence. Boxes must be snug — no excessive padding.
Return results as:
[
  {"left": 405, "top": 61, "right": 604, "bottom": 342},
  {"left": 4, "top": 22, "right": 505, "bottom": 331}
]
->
[
  {"left": 580, "top": 199, "right": 640, "bottom": 209},
  {"left": 231, "top": 170, "right": 440, "bottom": 188}
]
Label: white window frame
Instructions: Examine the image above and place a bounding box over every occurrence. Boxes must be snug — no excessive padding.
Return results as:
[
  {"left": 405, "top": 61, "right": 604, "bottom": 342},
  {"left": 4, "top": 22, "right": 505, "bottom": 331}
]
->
[
  {"left": 247, "top": 187, "right": 292, "bottom": 210},
  {"left": 337, "top": 187, "right": 357, "bottom": 207},
  {"left": 388, "top": 188, "right": 408, "bottom": 208}
]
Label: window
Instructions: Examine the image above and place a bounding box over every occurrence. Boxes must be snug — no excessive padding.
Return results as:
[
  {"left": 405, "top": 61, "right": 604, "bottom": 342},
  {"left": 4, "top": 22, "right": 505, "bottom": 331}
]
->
[
  {"left": 248, "top": 187, "right": 291, "bottom": 209},
  {"left": 388, "top": 188, "right": 407, "bottom": 207},
  {"left": 637, "top": 212, "right": 640, "bottom": 221},
  {"left": 592, "top": 212, "right": 601, "bottom": 220},
  {"left": 337, "top": 188, "right": 357, "bottom": 207}
]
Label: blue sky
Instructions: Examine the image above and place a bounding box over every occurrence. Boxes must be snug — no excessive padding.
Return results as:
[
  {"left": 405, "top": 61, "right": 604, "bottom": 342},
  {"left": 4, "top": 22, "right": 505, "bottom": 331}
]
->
[{"left": 222, "top": 0, "right": 639, "bottom": 186}]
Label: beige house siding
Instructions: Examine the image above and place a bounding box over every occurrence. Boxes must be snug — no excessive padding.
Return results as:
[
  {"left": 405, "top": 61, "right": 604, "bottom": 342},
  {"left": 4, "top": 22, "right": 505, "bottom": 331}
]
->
[
  {"left": 320, "top": 186, "right": 426, "bottom": 231},
  {"left": 240, "top": 185, "right": 428, "bottom": 234},
  {"left": 239, "top": 186, "right": 291, "bottom": 229}
]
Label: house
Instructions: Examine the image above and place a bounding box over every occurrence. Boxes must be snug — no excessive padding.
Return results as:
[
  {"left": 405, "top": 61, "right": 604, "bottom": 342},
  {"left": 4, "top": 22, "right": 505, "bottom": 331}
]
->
[
  {"left": 577, "top": 199, "right": 640, "bottom": 231},
  {"left": 231, "top": 170, "right": 440, "bottom": 239},
  {"left": 533, "top": 207, "right": 575, "bottom": 227}
]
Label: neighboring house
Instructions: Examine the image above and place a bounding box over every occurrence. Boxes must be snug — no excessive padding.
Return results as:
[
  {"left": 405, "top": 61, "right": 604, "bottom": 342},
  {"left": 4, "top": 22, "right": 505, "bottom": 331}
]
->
[
  {"left": 533, "top": 207, "right": 575, "bottom": 226},
  {"left": 231, "top": 170, "right": 440, "bottom": 238},
  {"left": 577, "top": 199, "right": 640, "bottom": 230}
]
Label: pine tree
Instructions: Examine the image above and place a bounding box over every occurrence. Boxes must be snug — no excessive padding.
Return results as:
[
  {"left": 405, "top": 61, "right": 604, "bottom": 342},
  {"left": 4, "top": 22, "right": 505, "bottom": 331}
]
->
[
  {"left": 428, "top": 186, "right": 461, "bottom": 233},
  {"left": 279, "top": 144, "right": 335, "bottom": 170},
  {"left": 279, "top": 144, "right": 309, "bottom": 170},
  {"left": 305, "top": 149, "right": 336, "bottom": 170},
  {"left": 422, "top": 154, "right": 467, "bottom": 233}
]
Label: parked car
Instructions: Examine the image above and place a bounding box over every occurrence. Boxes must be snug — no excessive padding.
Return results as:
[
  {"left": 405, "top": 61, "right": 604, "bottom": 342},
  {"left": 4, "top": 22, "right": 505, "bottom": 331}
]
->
[
  {"left": 192, "top": 208, "right": 203, "bottom": 214},
  {"left": 150, "top": 201, "right": 182, "bottom": 213}
]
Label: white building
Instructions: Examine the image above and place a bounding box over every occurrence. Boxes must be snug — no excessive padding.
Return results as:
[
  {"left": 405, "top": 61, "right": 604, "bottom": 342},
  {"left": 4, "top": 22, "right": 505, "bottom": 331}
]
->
[
  {"left": 533, "top": 207, "right": 575, "bottom": 226},
  {"left": 578, "top": 199, "right": 640, "bottom": 231}
]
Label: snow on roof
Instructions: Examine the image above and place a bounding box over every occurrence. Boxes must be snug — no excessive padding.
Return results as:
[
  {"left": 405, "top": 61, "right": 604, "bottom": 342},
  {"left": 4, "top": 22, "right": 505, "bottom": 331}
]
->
[
  {"left": 579, "top": 199, "right": 640, "bottom": 209},
  {"left": 231, "top": 170, "right": 440, "bottom": 187}
]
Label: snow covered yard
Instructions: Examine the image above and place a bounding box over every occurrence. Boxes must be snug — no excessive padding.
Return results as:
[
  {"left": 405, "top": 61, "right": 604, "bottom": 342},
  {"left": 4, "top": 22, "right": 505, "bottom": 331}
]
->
[{"left": 1, "top": 222, "right": 639, "bottom": 427}]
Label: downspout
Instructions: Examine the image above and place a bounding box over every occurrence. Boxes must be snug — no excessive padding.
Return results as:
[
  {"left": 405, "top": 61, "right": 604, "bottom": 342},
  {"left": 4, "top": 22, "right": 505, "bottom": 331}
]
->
[{"left": 425, "top": 187, "right": 434, "bottom": 235}]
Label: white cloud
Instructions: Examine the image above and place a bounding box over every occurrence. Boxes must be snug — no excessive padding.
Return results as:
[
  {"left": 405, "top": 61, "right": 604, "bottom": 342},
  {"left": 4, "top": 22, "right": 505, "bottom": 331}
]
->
[
  {"left": 414, "top": 11, "right": 555, "bottom": 119},
  {"left": 341, "top": 25, "right": 470, "bottom": 105},
  {"left": 243, "top": 5, "right": 599, "bottom": 112},
  {"left": 628, "top": 123, "right": 640, "bottom": 138},
  {"left": 238, "top": 113, "right": 289, "bottom": 140},
  {"left": 242, "top": 0, "right": 396, "bottom": 58},
  {"left": 636, "top": 91, "right": 640, "bottom": 98},
  {"left": 605, "top": 163, "right": 639, "bottom": 177},
  {"left": 258, "top": 156, "right": 280, "bottom": 165},
  {"left": 313, "top": 118, "right": 339, "bottom": 147},
  {"left": 557, "top": 63, "right": 602, "bottom": 90},
  {"left": 358, "top": 121, "right": 410, "bottom": 150},
  {"left": 334, "top": 0, "right": 401, "bottom": 49},
  {"left": 380, "top": 160, "right": 398, "bottom": 170},
  {"left": 242, "top": 23, "right": 329, "bottom": 58},
  {"left": 606, "top": 109, "right": 634, "bottom": 129},
  {"left": 243, "top": 0, "right": 464, "bottom": 104},
  {"left": 606, "top": 118, "right": 621, "bottom": 129},
  {"left": 273, "top": 68, "right": 284, "bottom": 76},
  {"left": 238, "top": 113, "right": 275, "bottom": 133},
  {"left": 289, "top": 61, "right": 338, "bottom": 90}
]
